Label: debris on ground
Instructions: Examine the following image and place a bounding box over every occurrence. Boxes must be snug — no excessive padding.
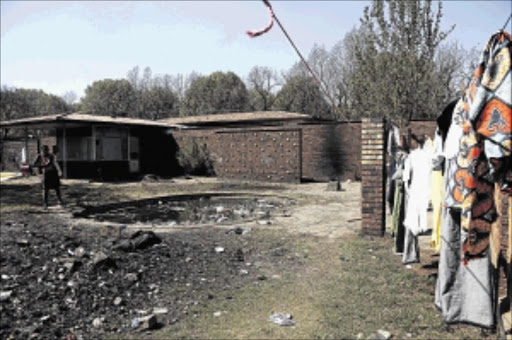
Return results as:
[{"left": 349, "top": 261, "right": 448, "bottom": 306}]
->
[
  {"left": 367, "top": 329, "right": 392, "bottom": 340},
  {"left": 268, "top": 313, "right": 296, "bottom": 326},
  {"left": 1, "top": 218, "right": 293, "bottom": 339}
]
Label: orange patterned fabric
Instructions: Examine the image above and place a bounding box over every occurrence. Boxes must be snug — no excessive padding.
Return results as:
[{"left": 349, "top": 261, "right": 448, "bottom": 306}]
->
[{"left": 446, "top": 31, "right": 511, "bottom": 262}]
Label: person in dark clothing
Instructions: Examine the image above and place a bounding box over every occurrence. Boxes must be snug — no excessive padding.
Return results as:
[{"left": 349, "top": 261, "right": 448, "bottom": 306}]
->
[{"left": 33, "top": 145, "right": 64, "bottom": 208}]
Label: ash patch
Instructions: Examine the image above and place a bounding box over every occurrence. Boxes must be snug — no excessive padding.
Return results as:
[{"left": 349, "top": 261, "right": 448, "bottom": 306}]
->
[
  {"left": 73, "top": 194, "right": 293, "bottom": 226},
  {"left": 0, "top": 218, "right": 285, "bottom": 339}
]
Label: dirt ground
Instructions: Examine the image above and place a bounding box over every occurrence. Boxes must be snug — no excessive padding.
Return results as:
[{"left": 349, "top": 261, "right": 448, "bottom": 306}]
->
[{"left": 0, "top": 176, "right": 496, "bottom": 339}]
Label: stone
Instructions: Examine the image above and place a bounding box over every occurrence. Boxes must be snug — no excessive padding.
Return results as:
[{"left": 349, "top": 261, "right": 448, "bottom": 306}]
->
[
  {"left": 137, "top": 314, "right": 157, "bottom": 329},
  {"left": 327, "top": 180, "right": 342, "bottom": 191},
  {"left": 113, "top": 297, "right": 123, "bottom": 306},
  {"left": 16, "top": 239, "right": 30, "bottom": 247},
  {"left": 268, "top": 313, "right": 295, "bottom": 326},
  {"left": 152, "top": 307, "right": 168, "bottom": 315},
  {"left": 64, "top": 259, "right": 82, "bottom": 273},
  {"left": 366, "top": 330, "right": 392, "bottom": 340},
  {"left": 113, "top": 230, "right": 161, "bottom": 252},
  {"left": 377, "top": 330, "right": 391, "bottom": 339},
  {"left": 92, "top": 251, "right": 117, "bottom": 270},
  {"left": 92, "top": 318, "right": 103, "bottom": 328},
  {"left": 100, "top": 225, "right": 125, "bottom": 238},
  {"left": 257, "top": 220, "right": 272, "bottom": 225},
  {"left": 0, "top": 291, "right": 13, "bottom": 302},
  {"left": 130, "top": 231, "right": 161, "bottom": 251},
  {"left": 74, "top": 247, "right": 86, "bottom": 258},
  {"left": 239, "top": 269, "right": 249, "bottom": 276},
  {"left": 213, "top": 311, "right": 222, "bottom": 317},
  {"left": 124, "top": 273, "right": 138, "bottom": 282},
  {"left": 214, "top": 246, "right": 225, "bottom": 253}
]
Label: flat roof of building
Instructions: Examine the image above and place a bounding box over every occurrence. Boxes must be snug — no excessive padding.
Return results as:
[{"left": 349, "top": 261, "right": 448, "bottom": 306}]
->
[
  {"left": 0, "top": 112, "right": 184, "bottom": 129},
  {"left": 158, "top": 111, "right": 314, "bottom": 126}
]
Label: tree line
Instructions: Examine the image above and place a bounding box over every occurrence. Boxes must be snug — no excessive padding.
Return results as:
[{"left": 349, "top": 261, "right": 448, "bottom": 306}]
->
[{"left": 1, "top": 0, "right": 480, "bottom": 126}]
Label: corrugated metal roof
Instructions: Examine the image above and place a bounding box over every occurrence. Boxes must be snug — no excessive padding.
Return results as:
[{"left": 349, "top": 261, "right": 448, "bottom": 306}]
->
[
  {"left": 0, "top": 112, "right": 185, "bottom": 128},
  {"left": 158, "top": 111, "right": 314, "bottom": 125}
]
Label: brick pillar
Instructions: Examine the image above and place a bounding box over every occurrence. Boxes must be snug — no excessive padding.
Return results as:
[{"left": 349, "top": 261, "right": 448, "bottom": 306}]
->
[{"left": 361, "top": 118, "right": 386, "bottom": 236}]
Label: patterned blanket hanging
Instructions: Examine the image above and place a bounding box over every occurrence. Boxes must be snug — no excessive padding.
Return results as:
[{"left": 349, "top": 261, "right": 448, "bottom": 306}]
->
[{"left": 446, "top": 31, "right": 512, "bottom": 263}]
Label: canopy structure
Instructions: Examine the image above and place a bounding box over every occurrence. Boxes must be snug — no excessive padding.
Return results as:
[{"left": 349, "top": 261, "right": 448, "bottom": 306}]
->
[{"left": 0, "top": 113, "right": 186, "bottom": 179}]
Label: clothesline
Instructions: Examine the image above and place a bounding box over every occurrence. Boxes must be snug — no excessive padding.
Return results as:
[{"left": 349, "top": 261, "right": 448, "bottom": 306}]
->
[{"left": 501, "top": 13, "right": 511, "bottom": 31}]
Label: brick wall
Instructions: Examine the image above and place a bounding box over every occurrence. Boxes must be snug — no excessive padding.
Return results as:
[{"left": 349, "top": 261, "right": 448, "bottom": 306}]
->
[
  {"left": 301, "top": 122, "right": 361, "bottom": 181},
  {"left": 172, "top": 127, "right": 302, "bottom": 182},
  {"left": 216, "top": 129, "right": 301, "bottom": 182},
  {"left": 409, "top": 120, "right": 437, "bottom": 139},
  {"left": 361, "top": 118, "right": 386, "bottom": 236},
  {"left": 173, "top": 122, "right": 362, "bottom": 183}
]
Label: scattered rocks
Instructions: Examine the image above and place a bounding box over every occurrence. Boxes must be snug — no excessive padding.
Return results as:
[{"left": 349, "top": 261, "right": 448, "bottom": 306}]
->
[{"left": 0, "top": 206, "right": 300, "bottom": 339}]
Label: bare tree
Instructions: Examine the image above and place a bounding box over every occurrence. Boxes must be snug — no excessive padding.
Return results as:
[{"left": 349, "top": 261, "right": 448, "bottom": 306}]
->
[
  {"left": 246, "top": 66, "right": 280, "bottom": 111},
  {"left": 61, "top": 91, "right": 77, "bottom": 106}
]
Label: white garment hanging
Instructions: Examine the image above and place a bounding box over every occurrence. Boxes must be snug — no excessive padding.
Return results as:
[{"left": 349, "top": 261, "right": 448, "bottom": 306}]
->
[{"left": 403, "top": 145, "right": 431, "bottom": 236}]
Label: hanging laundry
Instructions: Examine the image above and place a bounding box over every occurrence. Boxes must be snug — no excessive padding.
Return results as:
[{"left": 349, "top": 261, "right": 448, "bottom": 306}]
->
[
  {"left": 430, "top": 131, "right": 445, "bottom": 252},
  {"left": 403, "top": 142, "right": 431, "bottom": 236},
  {"left": 390, "top": 151, "right": 407, "bottom": 254},
  {"left": 400, "top": 141, "right": 431, "bottom": 264},
  {"left": 386, "top": 124, "right": 401, "bottom": 214},
  {"left": 435, "top": 30, "right": 511, "bottom": 329}
]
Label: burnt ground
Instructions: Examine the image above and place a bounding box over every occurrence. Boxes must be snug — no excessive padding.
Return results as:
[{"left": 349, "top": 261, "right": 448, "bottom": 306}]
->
[
  {"left": 0, "top": 212, "right": 303, "bottom": 340},
  {"left": 0, "top": 178, "right": 302, "bottom": 340}
]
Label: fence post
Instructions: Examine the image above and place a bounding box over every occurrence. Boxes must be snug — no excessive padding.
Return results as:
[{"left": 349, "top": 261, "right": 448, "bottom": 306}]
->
[{"left": 361, "top": 118, "right": 386, "bottom": 236}]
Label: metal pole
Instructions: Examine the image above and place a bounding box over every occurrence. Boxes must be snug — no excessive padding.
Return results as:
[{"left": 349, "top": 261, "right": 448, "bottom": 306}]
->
[
  {"left": 24, "top": 125, "right": 29, "bottom": 164},
  {"left": 62, "top": 123, "right": 68, "bottom": 179}
]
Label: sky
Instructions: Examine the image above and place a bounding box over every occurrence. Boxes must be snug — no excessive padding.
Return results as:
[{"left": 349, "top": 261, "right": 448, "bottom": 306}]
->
[{"left": 1, "top": 1, "right": 511, "bottom": 101}]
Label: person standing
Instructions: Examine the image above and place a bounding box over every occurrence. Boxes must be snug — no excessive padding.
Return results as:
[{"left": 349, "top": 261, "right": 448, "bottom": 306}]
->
[{"left": 33, "top": 145, "right": 64, "bottom": 208}]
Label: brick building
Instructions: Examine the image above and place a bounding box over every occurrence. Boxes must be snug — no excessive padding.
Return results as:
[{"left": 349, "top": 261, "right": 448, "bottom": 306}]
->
[{"left": 160, "top": 111, "right": 364, "bottom": 183}]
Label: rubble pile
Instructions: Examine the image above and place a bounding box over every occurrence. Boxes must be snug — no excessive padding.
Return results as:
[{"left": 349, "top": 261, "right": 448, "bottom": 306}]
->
[{"left": 0, "top": 220, "right": 258, "bottom": 339}]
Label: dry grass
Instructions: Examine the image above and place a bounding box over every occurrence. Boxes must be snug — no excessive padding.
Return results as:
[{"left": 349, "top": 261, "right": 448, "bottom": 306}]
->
[{"left": 151, "top": 230, "right": 488, "bottom": 340}]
